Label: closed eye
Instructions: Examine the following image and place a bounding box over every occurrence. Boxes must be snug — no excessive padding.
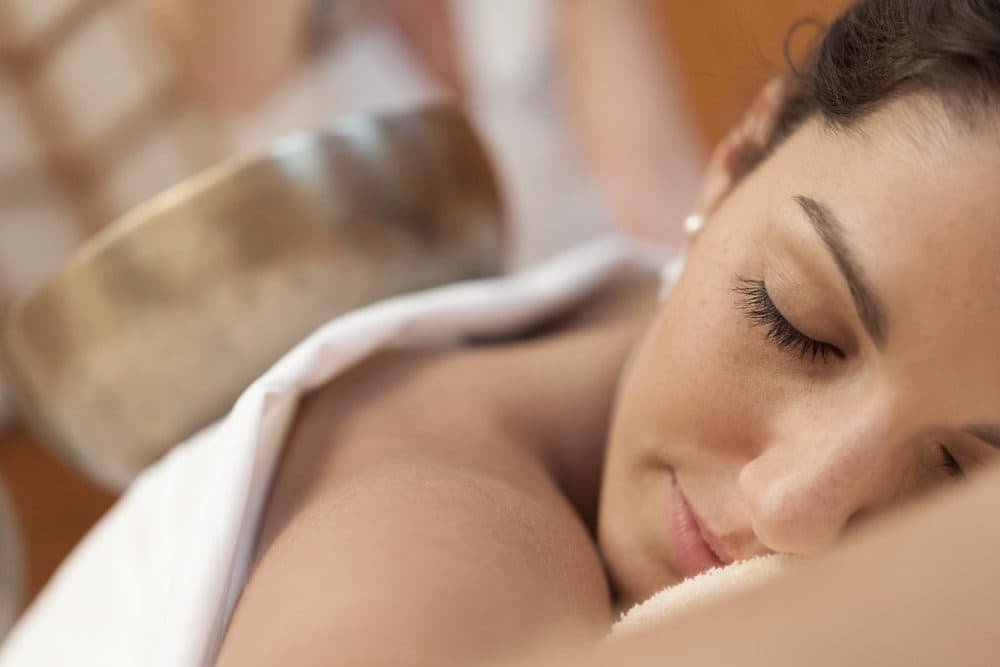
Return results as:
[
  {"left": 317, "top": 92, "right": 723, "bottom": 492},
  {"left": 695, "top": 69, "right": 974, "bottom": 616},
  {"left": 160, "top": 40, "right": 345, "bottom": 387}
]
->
[{"left": 733, "top": 277, "right": 845, "bottom": 363}]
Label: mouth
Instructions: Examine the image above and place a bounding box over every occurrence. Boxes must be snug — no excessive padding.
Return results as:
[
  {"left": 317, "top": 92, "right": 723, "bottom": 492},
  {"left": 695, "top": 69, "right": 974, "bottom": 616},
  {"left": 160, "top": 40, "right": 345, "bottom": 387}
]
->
[{"left": 664, "top": 468, "right": 727, "bottom": 577}]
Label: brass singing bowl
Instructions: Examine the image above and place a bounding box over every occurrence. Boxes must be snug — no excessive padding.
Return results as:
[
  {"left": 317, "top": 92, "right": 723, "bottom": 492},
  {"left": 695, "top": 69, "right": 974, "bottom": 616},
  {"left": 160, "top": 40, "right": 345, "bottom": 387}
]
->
[{"left": 1, "top": 106, "right": 505, "bottom": 489}]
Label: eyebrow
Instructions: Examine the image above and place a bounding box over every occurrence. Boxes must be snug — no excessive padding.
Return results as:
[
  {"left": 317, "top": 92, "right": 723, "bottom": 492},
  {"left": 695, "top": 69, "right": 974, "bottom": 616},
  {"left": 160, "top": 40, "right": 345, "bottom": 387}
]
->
[
  {"left": 964, "top": 424, "right": 1000, "bottom": 449},
  {"left": 794, "top": 195, "right": 887, "bottom": 347}
]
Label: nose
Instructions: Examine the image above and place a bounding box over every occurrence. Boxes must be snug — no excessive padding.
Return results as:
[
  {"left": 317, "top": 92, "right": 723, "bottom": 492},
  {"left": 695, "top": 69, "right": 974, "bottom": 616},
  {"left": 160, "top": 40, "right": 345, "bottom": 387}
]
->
[{"left": 737, "top": 416, "right": 903, "bottom": 556}]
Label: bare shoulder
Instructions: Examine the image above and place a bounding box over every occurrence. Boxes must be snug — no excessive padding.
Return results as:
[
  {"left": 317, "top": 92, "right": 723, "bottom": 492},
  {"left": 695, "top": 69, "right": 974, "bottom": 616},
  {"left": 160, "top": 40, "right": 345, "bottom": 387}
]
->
[
  {"left": 217, "top": 265, "right": 658, "bottom": 666},
  {"left": 260, "top": 264, "right": 658, "bottom": 537},
  {"left": 219, "top": 456, "right": 611, "bottom": 666}
]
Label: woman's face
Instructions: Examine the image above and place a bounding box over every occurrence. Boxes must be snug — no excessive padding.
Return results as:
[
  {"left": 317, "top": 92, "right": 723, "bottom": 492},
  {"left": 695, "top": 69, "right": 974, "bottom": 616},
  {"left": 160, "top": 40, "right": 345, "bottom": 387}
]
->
[{"left": 600, "top": 96, "right": 1000, "bottom": 606}]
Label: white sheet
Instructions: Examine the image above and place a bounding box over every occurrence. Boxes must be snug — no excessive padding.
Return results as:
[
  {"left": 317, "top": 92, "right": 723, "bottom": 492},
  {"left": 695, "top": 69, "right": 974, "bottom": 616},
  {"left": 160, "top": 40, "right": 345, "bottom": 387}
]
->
[{"left": 0, "top": 236, "right": 670, "bottom": 667}]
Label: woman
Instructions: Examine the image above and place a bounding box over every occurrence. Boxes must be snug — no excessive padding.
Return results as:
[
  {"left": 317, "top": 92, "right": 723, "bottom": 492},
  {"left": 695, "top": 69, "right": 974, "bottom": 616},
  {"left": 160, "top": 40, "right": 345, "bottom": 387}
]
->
[
  {"left": 217, "top": 0, "right": 1000, "bottom": 663},
  {"left": 4, "top": 1, "right": 998, "bottom": 665}
]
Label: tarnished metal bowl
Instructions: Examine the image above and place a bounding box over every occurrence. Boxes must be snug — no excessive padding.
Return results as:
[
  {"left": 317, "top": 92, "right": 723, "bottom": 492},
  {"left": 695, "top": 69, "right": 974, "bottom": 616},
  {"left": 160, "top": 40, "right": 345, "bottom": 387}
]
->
[{"left": 1, "top": 106, "right": 505, "bottom": 489}]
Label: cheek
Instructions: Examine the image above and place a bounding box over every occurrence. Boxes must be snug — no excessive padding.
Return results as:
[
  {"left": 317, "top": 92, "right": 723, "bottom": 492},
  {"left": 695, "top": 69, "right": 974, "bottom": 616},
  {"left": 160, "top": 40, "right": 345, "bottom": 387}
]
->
[
  {"left": 599, "top": 269, "right": 768, "bottom": 599},
  {"left": 613, "top": 270, "right": 768, "bottom": 466}
]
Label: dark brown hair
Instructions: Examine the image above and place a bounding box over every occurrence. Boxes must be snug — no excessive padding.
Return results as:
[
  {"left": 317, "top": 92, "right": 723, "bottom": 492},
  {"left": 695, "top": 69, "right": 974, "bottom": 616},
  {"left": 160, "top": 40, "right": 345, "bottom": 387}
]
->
[{"left": 768, "top": 0, "right": 1000, "bottom": 152}]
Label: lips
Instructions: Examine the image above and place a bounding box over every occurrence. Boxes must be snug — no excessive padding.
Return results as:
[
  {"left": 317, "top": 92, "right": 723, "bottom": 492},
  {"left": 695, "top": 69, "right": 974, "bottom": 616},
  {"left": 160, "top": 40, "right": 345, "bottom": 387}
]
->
[{"left": 665, "top": 468, "right": 726, "bottom": 577}]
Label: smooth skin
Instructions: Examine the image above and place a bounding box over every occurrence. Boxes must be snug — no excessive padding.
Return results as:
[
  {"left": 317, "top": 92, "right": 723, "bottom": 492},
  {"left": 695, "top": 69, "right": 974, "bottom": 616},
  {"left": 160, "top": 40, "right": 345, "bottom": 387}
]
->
[{"left": 526, "top": 459, "right": 1000, "bottom": 667}]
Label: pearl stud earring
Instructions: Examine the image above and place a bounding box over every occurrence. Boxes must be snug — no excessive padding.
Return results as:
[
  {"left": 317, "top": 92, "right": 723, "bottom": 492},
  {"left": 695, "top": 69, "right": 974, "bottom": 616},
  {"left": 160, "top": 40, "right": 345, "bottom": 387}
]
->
[{"left": 683, "top": 213, "right": 704, "bottom": 239}]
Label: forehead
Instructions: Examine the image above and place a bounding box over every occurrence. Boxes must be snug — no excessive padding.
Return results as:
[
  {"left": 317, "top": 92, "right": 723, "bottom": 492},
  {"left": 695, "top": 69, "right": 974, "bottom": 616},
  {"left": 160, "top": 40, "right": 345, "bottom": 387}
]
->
[{"left": 771, "top": 99, "right": 1000, "bottom": 407}]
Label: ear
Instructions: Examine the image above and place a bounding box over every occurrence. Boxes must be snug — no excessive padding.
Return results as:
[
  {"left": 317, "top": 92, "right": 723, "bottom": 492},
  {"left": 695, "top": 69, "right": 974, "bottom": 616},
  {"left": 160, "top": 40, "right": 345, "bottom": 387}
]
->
[{"left": 694, "top": 77, "right": 795, "bottom": 217}]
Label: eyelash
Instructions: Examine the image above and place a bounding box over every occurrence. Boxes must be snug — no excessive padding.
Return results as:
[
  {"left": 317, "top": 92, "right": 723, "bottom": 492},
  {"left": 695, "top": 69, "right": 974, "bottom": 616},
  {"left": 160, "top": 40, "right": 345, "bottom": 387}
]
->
[
  {"left": 937, "top": 443, "right": 965, "bottom": 479},
  {"left": 733, "top": 277, "right": 844, "bottom": 363}
]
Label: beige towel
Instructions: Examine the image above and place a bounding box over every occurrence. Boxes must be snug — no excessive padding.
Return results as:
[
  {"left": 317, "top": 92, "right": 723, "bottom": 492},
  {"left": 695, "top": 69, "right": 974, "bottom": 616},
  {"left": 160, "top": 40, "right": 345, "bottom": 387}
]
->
[{"left": 611, "top": 554, "right": 790, "bottom": 636}]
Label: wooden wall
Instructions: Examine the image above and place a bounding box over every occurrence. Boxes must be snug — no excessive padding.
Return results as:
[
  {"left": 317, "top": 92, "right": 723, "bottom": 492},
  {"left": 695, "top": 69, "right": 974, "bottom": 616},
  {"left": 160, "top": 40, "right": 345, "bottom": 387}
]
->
[{"left": 656, "top": 0, "right": 848, "bottom": 148}]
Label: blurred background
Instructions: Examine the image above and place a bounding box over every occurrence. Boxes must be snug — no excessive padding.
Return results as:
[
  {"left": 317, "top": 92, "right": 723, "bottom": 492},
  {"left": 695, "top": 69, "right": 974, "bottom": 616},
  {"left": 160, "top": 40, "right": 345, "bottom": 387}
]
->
[{"left": 0, "top": 0, "right": 843, "bottom": 631}]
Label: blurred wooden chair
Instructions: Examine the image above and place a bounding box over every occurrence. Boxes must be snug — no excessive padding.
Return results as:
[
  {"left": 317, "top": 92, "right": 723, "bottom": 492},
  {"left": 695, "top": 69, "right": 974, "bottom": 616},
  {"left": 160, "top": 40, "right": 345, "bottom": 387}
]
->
[{"left": 0, "top": 0, "right": 225, "bottom": 614}]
